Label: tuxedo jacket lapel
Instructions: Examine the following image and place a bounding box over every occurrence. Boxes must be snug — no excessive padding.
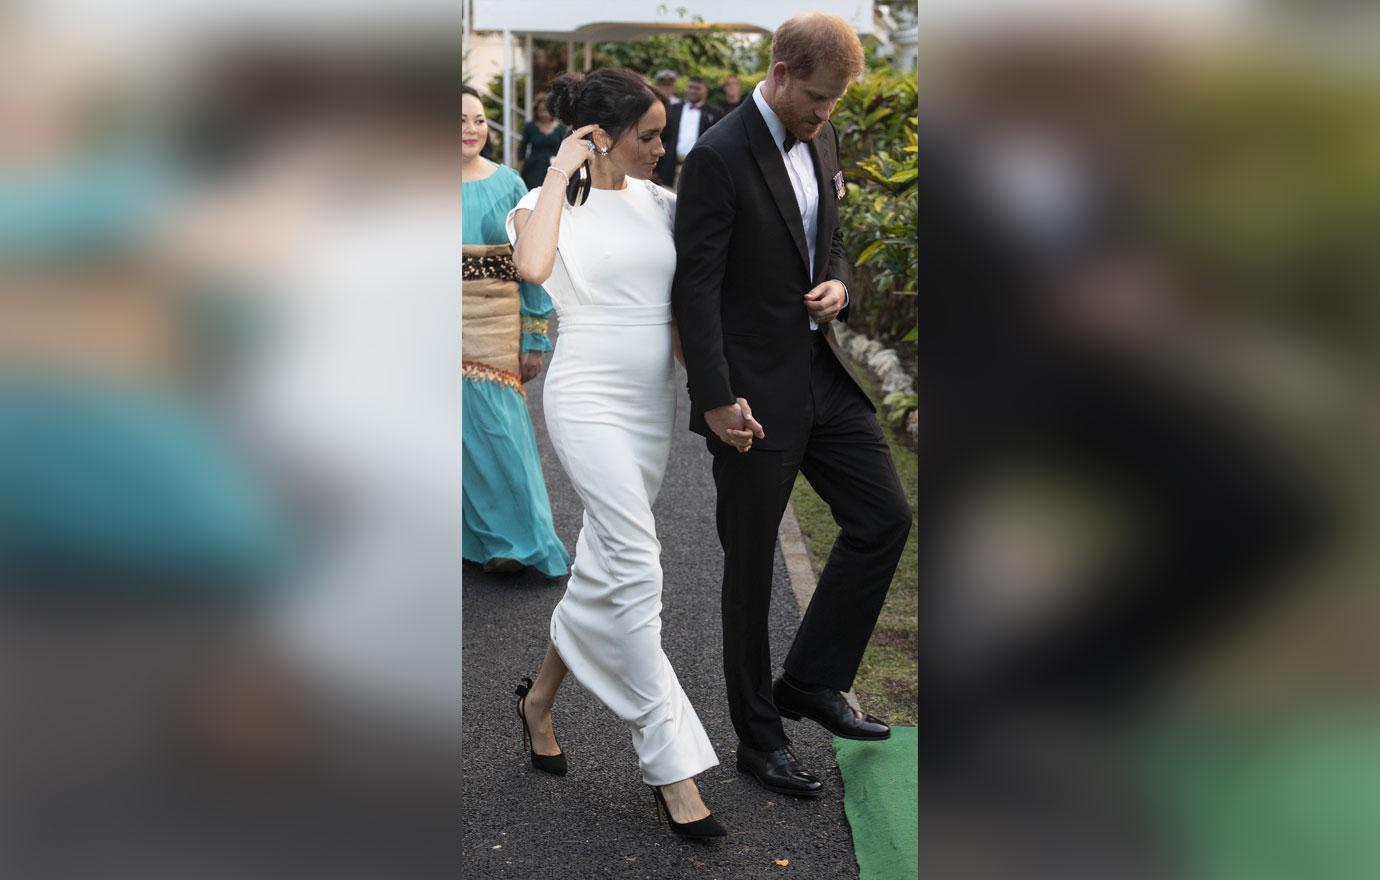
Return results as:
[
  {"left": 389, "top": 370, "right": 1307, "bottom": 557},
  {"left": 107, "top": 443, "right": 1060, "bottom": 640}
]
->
[
  {"left": 805, "top": 129, "right": 839, "bottom": 286},
  {"left": 807, "top": 138, "right": 834, "bottom": 283},
  {"left": 743, "top": 99, "right": 811, "bottom": 276}
]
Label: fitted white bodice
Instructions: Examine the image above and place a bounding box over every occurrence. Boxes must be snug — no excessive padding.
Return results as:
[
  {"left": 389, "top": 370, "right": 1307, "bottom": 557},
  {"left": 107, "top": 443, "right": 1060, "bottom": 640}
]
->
[{"left": 506, "top": 179, "right": 677, "bottom": 312}]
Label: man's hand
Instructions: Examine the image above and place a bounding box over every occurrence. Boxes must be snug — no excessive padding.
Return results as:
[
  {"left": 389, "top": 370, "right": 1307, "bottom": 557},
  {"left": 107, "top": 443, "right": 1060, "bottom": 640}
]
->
[
  {"left": 519, "top": 351, "right": 545, "bottom": 383},
  {"left": 804, "top": 280, "right": 847, "bottom": 324},
  {"left": 705, "top": 397, "right": 766, "bottom": 453}
]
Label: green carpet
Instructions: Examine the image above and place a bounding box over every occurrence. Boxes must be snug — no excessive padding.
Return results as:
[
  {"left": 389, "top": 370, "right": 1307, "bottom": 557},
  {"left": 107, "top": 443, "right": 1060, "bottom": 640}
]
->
[
  {"left": 836, "top": 726, "right": 918, "bottom": 880},
  {"left": 1139, "top": 719, "right": 1380, "bottom": 880}
]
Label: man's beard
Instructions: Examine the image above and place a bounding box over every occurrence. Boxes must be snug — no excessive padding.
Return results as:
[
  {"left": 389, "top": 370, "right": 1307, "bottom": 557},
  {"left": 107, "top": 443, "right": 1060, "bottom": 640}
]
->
[{"left": 786, "top": 107, "right": 824, "bottom": 141}]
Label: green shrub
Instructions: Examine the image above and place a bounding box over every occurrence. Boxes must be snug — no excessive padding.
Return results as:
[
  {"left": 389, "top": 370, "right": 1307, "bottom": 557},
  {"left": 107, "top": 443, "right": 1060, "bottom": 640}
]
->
[
  {"left": 594, "top": 26, "right": 760, "bottom": 80},
  {"left": 832, "top": 68, "right": 918, "bottom": 351},
  {"left": 1138, "top": 59, "right": 1380, "bottom": 349}
]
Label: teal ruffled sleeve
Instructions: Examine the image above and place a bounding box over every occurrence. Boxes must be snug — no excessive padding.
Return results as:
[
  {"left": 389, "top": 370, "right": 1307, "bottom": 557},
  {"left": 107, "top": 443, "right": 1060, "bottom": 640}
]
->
[{"left": 511, "top": 172, "right": 555, "bottom": 353}]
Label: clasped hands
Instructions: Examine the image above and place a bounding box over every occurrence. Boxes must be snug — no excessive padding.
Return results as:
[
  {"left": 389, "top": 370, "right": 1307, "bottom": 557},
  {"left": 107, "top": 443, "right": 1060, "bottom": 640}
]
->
[{"left": 706, "top": 398, "right": 765, "bottom": 453}]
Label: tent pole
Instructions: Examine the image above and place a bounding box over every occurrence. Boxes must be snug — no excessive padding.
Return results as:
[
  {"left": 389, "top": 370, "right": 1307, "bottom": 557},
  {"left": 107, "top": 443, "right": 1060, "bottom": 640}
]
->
[
  {"left": 584, "top": 40, "right": 593, "bottom": 71},
  {"left": 524, "top": 34, "right": 535, "bottom": 124},
  {"left": 460, "top": 0, "right": 469, "bottom": 81},
  {"left": 502, "top": 29, "right": 513, "bottom": 168}
]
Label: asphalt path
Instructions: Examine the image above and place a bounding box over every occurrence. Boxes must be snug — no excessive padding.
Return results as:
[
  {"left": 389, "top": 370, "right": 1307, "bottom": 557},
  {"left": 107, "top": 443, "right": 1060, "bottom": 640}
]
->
[{"left": 462, "top": 335, "right": 859, "bottom": 879}]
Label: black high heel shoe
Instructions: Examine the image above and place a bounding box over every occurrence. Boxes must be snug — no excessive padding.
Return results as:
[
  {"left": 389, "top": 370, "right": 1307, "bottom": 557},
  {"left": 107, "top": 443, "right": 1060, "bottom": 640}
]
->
[
  {"left": 650, "top": 784, "right": 727, "bottom": 839},
  {"left": 514, "top": 677, "right": 567, "bottom": 776}
]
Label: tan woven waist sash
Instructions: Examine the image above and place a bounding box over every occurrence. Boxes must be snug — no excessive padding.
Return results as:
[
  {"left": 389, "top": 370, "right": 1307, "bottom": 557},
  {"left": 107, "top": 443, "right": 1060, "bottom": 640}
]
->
[{"left": 462, "top": 243, "right": 521, "bottom": 381}]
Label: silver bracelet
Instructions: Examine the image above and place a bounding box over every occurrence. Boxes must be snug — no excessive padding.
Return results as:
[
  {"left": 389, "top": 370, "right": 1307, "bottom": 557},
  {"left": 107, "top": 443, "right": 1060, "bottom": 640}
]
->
[{"left": 546, "top": 165, "right": 570, "bottom": 186}]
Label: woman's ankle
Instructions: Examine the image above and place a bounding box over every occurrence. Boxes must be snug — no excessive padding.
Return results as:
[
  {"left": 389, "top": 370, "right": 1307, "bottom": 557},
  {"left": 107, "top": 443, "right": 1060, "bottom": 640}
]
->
[
  {"left": 658, "top": 779, "right": 710, "bottom": 820},
  {"left": 660, "top": 778, "right": 700, "bottom": 801},
  {"left": 524, "top": 686, "right": 554, "bottom": 715}
]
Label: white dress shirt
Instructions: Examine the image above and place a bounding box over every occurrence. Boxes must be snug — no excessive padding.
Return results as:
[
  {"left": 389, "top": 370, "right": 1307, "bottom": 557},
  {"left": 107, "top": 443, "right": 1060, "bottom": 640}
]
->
[
  {"left": 752, "top": 83, "right": 846, "bottom": 330},
  {"left": 675, "top": 102, "right": 704, "bottom": 160}
]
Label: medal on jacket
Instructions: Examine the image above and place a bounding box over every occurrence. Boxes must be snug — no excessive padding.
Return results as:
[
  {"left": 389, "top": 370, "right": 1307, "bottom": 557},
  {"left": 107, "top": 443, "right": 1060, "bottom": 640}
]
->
[{"left": 833, "top": 170, "right": 846, "bottom": 200}]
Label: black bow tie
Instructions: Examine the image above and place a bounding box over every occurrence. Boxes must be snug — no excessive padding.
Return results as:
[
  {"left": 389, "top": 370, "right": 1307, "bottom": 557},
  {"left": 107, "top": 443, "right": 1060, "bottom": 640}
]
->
[{"left": 782, "top": 133, "right": 798, "bottom": 153}]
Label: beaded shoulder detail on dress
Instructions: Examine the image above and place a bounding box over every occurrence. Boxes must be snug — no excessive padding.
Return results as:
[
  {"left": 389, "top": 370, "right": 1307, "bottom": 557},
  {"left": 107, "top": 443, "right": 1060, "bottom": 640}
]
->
[{"left": 643, "top": 180, "right": 670, "bottom": 220}]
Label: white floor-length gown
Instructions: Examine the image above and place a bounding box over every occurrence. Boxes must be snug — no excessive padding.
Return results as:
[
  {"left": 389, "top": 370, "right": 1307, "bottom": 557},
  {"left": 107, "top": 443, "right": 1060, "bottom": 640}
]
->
[{"left": 506, "top": 179, "right": 718, "bottom": 786}]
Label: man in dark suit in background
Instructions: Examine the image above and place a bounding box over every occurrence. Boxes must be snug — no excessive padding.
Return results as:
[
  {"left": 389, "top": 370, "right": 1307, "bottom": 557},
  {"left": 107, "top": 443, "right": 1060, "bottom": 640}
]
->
[
  {"left": 655, "top": 76, "right": 722, "bottom": 189},
  {"left": 652, "top": 68, "right": 680, "bottom": 107},
  {"left": 719, "top": 74, "right": 746, "bottom": 115},
  {"left": 671, "top": 13, "right": 911, "bottom": 798}
]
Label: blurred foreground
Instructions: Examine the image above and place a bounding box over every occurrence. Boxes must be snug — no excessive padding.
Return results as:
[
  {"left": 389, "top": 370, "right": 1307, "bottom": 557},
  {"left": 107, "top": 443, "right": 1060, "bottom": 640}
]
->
[
  {"left": 4, "top": 0, "right": 1380, "bottom": 877},
  {"left": 918, "top": 3, "right": 1380, "bottom": 877},
  {"left": 2, "top": 7, "right": 460, "bottom": 878}
]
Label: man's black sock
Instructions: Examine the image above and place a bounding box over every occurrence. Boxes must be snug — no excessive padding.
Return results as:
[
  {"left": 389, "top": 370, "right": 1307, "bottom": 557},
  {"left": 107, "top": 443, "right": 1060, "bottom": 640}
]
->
[{"left": 783, "top": 672, "right": 829, "bottom": 694}]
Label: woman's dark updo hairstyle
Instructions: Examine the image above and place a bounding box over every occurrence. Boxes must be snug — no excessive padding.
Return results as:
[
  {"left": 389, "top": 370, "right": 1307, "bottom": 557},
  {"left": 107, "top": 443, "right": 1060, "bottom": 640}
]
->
[{"left": 546, "top": 68, "right": 665, "bottom": 145}]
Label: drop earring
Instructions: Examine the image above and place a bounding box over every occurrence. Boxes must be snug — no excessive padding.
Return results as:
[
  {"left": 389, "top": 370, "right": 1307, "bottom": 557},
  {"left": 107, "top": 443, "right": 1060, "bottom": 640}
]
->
[{"left": 565, "top": 161, "right": 592, "bottom": 207}]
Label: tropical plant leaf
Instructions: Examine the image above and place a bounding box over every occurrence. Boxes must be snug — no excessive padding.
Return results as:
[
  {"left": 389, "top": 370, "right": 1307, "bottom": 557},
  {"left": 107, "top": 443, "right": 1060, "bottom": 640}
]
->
[{"left": 855, "top": 239, "right": 887, "bottom": 265}]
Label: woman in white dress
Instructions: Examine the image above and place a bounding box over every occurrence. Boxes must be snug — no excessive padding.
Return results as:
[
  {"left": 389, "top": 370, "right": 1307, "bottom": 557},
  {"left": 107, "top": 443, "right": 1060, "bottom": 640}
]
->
[{"left": 505, "top": 69, "right": 753, "bottom": 839}]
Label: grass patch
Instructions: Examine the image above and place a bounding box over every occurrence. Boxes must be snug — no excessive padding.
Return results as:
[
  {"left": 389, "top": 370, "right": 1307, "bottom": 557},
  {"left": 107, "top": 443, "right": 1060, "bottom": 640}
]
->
[{"left": 789, "top": 358, "right": 918, "bottom": 726}]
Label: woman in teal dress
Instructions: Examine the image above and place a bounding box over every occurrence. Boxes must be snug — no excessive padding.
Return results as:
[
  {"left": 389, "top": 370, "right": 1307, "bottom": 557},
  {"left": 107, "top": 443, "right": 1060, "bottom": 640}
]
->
[
  {"left": 517, "top": 93, "right": 568, "bottom": 191},
  {"left": 462, "top": 86, "right": 569, "bottom": 577}
]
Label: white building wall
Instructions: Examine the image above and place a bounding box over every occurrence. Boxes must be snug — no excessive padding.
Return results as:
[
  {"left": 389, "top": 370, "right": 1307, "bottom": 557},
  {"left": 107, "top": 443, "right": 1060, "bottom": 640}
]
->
[{"left": 463, "top": 33, "right": 515, "bottom": 97}]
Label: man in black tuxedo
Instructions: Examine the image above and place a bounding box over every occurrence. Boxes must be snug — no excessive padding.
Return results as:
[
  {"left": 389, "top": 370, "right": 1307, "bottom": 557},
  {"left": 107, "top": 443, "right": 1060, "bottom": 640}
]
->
[
  {"left": 655, "top": 76, "right": 722, "bottom": 189},
  {"left": 671, "top": 13, "right": 912, "bottom": 798}
]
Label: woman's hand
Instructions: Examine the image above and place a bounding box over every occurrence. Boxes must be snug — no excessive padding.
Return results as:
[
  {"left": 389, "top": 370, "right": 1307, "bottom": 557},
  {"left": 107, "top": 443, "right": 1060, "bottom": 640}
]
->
[
  {"left": 514, "top": 125, "right": 601, "bottom": 285},
  {"left": 550, "top": 124, "right": 601, "bottom": 178},
  {"left": 519, "top": 351, "right": 545, "bottom": 383},
  {"left": 671, "top": 318, "right": 686, "bottom": 368}
]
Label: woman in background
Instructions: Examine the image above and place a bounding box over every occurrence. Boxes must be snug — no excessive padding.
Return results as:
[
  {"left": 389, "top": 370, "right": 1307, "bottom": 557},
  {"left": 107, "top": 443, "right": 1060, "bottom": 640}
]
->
[
  {"left": 461, "top": 84, "right": 568, "bottom": 578},
  {"left": 518, "top": 93, "right": 568, "bottom": 191}
]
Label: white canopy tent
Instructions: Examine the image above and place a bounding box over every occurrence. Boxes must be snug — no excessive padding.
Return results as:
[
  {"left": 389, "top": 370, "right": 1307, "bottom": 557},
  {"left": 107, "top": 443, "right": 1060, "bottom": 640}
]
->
[{"left": 463, "top": 0, "right": 874, "bottom": 166}]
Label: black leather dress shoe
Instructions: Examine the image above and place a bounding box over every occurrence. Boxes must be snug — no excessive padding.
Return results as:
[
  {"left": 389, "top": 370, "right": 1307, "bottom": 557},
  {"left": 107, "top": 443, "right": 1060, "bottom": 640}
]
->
[
  {"left": 735, "top": 743, "right": 823, "bottom": 798},
  {"left": 774, "top": 678, "right": 892, "bottom": 741}
]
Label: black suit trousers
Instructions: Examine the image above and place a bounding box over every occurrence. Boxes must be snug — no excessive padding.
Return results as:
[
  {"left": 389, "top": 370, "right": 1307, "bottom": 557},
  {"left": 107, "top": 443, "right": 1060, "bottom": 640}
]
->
[{"left": 710, "top": 333, "right": 912, "bottom": 750}]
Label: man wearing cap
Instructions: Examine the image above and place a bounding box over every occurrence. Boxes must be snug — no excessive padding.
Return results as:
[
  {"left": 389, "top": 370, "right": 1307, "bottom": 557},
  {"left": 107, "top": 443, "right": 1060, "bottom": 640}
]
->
[{"left": 652, "top": 68, "right": 680, "bottom": 106}]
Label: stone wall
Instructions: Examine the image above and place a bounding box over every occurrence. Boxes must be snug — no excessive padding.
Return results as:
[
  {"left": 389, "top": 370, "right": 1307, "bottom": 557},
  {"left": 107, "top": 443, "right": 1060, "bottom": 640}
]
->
[{"left": 833, "top": 322, "right": 918, "bottom": 445}]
